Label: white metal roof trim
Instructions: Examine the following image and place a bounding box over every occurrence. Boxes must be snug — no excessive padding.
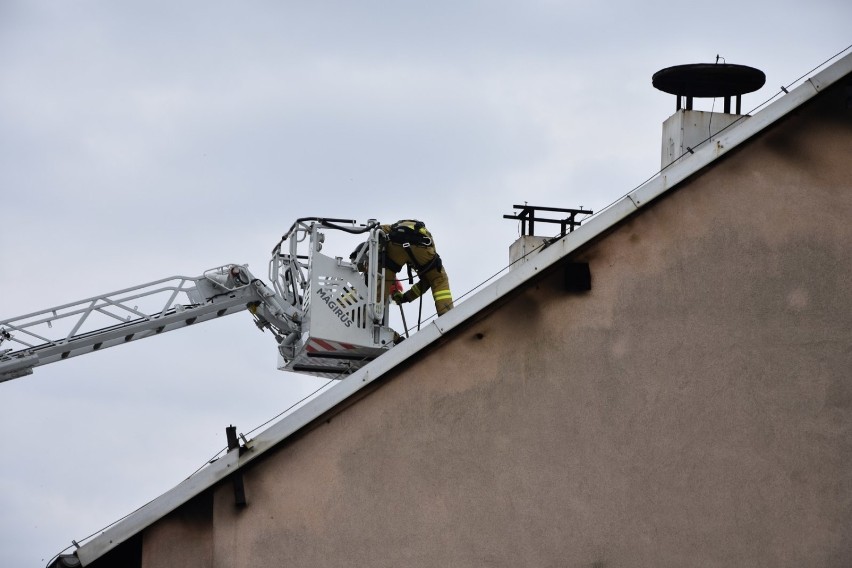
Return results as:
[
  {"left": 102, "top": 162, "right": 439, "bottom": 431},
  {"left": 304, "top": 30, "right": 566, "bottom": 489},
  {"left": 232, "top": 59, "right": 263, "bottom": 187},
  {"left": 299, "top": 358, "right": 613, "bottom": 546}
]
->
[{"left": 75, "top": 50, "right": 852, "bottom": 566}]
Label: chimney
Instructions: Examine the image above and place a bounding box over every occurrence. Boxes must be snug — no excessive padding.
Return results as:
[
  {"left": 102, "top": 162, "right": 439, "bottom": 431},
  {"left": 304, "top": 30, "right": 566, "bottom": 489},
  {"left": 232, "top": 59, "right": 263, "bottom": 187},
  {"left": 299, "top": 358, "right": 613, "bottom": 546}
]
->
[
  {"left": 504, "top": 205, "right": 592, "bottom": 269},
  {"left": 653, "top": 62, "right": 765, "bottom": 169}
]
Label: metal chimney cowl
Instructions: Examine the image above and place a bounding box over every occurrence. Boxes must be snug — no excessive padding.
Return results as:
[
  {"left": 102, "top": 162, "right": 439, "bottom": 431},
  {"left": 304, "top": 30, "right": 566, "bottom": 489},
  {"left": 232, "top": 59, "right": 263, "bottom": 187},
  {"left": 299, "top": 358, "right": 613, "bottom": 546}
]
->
[{"left": 653, "top": 63, "right": 766, "bottom": 169}]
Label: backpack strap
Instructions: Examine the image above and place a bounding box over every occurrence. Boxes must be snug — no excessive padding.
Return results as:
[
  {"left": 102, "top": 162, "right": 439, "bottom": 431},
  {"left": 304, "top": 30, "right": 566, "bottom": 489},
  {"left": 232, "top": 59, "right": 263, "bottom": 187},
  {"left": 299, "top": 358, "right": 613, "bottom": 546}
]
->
[{"left": 400, "top": 243, "right": 442, "bottom": 275}]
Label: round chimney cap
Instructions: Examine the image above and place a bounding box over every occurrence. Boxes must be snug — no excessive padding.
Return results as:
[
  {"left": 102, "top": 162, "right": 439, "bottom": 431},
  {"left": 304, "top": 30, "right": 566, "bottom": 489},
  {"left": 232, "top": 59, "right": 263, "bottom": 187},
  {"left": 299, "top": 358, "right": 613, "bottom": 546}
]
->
[{"left": 652, "top": 63, "right": 766, "bottom": 98}]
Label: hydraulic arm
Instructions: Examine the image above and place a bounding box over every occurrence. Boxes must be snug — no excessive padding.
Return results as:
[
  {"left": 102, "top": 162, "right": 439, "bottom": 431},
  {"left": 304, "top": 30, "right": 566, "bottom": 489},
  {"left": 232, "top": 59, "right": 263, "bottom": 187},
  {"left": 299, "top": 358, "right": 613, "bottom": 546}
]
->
[
  {"left": 0, "top": 265, "right": 298, "bottom": 383},
  {"left": 1, "top": 217, "right": 398, "bottom": 383}
]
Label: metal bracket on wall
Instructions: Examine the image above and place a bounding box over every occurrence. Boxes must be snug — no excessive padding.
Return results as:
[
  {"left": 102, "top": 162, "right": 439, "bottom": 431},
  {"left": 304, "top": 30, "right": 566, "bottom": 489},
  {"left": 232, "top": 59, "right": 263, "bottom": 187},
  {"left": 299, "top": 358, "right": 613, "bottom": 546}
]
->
[{"left": 226, "top": 425, "right": 248, "bottom": 507}]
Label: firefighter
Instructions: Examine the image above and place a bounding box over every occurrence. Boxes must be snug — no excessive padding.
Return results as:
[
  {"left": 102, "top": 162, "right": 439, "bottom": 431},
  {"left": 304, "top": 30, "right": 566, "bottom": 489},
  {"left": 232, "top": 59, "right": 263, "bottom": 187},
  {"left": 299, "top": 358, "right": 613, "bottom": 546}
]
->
[{"left": 381, "top": 220, "right": 454, "bottom": 316}]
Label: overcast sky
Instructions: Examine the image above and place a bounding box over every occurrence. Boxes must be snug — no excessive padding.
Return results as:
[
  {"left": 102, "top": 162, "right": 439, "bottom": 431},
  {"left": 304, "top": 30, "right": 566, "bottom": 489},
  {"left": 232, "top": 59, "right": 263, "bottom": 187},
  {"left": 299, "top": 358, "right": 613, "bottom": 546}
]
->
[{"left": 1, "top": 1, "right": 850, "bottom": 565}]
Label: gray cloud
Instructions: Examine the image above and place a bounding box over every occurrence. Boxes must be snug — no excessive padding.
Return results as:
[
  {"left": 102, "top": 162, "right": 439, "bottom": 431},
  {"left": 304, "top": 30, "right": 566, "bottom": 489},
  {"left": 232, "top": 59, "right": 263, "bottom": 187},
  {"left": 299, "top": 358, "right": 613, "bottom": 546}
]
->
[{"left": 1, "top": 1, "right": 850, "bottom": 565}]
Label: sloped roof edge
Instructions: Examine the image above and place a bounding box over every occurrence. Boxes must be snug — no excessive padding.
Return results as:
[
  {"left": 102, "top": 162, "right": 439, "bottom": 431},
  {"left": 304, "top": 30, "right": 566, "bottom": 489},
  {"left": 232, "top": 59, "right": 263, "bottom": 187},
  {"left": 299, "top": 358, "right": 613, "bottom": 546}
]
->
[{"left": 75, "top": 50, "right": 852, "bottom": 566}]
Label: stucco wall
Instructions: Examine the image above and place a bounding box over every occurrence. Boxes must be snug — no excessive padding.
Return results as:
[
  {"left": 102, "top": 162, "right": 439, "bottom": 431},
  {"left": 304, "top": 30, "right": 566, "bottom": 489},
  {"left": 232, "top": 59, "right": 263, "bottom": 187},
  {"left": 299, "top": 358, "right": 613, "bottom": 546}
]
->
[
  {"left": 141, "top": 80, "right": 852, "bottom": 567},
  {"left": 140, "top": 492, "right": 213, "bottom": 568}
]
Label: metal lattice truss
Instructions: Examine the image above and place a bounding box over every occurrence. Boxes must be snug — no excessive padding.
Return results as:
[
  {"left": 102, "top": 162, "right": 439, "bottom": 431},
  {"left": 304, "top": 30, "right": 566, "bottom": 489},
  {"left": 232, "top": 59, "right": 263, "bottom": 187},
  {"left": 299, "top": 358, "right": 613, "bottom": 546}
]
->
[{"left": 0, "top": 266, "right": 273, "bottom": 382}]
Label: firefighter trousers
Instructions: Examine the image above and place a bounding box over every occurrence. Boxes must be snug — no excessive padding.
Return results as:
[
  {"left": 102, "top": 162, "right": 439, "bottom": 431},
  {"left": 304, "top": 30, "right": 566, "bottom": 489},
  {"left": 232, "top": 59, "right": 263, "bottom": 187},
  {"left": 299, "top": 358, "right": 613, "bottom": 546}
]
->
[{"left": 383, "top": 243, "right": 454, "bottom": 316}]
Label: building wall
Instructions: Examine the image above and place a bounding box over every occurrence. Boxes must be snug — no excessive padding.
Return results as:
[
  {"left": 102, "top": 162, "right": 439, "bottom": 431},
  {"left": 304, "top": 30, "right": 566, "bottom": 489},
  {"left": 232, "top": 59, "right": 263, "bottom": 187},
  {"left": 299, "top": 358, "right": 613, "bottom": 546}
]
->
[
  {"left": 140, "top": 492, "right": 213, "bottom": 568},
  {"left": 140, "top": 80, "right": 852, "bottom": 567}
]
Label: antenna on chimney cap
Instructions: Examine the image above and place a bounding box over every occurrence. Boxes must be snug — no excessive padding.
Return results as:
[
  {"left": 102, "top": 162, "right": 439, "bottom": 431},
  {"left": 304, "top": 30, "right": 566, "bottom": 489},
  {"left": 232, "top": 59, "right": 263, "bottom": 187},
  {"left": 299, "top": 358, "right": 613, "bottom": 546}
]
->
[{"left": 653, "top": 63, "right": 765, "bottom": 114}]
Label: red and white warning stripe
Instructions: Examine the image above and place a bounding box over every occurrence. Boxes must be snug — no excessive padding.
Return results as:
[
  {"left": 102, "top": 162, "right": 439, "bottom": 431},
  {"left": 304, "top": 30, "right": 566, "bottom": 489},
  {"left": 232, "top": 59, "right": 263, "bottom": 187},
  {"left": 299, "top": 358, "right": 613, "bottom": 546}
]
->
[{"left": 305, "top": 337, "right": 357, "bottom": 354}]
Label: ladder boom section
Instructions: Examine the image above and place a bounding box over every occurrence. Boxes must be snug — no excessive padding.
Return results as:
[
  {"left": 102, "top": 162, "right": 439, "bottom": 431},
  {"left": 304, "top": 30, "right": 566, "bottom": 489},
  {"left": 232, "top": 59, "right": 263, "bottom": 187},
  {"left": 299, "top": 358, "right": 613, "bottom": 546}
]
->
[{"left": 0, "top": 264, "right": 298, "bottom": 382}]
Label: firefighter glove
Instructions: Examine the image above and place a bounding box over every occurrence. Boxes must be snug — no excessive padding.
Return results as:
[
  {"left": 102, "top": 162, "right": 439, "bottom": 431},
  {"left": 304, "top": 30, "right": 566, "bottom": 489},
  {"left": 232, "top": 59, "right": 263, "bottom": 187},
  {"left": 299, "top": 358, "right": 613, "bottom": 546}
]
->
[{"left": 392, "top": 291, "right": 404, "bottom": 304}]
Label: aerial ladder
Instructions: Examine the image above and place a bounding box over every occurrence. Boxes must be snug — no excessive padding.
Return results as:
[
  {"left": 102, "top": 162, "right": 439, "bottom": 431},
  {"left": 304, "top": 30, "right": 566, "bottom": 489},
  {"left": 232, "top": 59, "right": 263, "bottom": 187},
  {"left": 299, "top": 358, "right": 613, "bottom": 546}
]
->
[{"left": 0, "top": 218, "right": 399, "bottom": 383}]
